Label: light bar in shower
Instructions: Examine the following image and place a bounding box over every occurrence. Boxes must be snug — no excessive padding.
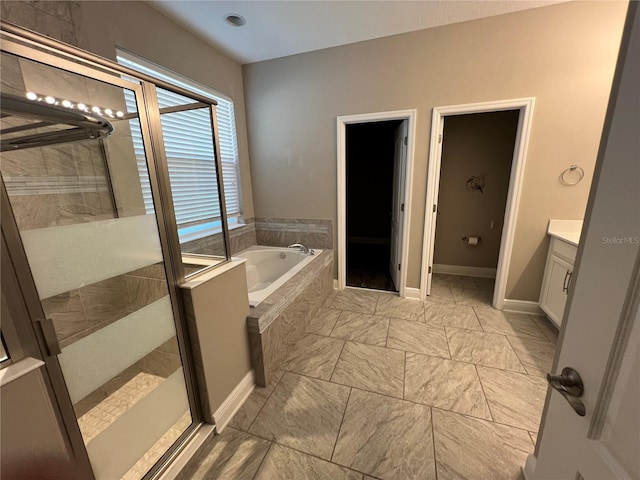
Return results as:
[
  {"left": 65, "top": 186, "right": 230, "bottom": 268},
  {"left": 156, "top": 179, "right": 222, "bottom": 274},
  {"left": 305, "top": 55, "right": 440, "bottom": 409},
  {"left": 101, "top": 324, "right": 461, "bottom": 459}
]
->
[{"left": 24, "top": 91, "right": 125, "bottom": 119}]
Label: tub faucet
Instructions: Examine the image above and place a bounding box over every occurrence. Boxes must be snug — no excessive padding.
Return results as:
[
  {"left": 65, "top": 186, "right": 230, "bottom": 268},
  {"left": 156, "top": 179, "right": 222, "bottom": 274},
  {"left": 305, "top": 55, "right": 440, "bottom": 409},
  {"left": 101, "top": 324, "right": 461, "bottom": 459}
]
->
[{"left": 288, "top": 243, "right": 314, "bottom": 255}]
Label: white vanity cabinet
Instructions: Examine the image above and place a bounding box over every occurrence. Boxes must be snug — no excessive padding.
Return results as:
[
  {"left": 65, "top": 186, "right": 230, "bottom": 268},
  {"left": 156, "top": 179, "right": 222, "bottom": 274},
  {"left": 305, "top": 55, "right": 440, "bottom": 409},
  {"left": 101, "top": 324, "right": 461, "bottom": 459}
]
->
[{"left": 539, "top": 236, "right": 578, "bottom": 328}]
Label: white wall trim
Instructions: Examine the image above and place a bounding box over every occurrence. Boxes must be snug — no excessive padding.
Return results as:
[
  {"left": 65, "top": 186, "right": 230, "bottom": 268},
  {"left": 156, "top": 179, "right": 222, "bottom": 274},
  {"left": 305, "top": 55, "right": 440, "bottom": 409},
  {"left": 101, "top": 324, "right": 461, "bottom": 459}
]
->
[
  {"left": 332, "top": 279, "right": 338, "bottom": 290},
  {"left": 503, "top": 299, "right": 545, "bottom": 316},
  {"left": 337, "top": 109, "right": 417, "bottom": 298},
  {"left": 420, "top": 97, "right": 536, "bottom": 309},
  {"left": 212, "top": 370, "right": 255, "bottom": 433},
  {"left": 433, "top": 264, "right": 497, "bottom": 278},
  {"left": 404, "top": 287, "right": 422, "bottom": 300}
]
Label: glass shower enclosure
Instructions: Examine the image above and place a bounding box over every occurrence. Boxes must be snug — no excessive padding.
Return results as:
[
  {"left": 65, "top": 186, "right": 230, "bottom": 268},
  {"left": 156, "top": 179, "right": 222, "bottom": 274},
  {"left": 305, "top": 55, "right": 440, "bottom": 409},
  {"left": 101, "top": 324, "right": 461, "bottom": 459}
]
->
[{"left": 0, "top": 23, "right": 230, "bottom": 479}]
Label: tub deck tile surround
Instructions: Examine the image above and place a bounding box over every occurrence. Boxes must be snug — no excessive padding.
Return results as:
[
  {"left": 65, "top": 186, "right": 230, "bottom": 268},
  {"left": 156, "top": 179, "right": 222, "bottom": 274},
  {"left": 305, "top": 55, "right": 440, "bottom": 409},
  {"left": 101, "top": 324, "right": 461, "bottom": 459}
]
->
[
  {"left": 255, "top": 217, "right": 334, "bottom": 250},
  {"left": 247, "top": 249, "right": 334, "bottom": 387},
  {"left": 181, "top": 274, "right": 556, "bottom": 480}
]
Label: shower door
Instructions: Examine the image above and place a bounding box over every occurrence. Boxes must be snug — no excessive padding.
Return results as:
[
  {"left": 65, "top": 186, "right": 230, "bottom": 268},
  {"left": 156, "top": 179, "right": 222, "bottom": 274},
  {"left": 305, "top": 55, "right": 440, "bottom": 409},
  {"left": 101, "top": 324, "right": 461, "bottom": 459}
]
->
[{"left": 0, "top": 35, "right": 208, "bottom": 479}]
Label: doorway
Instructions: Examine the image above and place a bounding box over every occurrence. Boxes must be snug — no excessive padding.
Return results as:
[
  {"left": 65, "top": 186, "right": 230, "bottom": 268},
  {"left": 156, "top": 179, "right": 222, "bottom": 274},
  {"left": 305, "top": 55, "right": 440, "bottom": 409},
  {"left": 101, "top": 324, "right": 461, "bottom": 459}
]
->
[
  {"left": 431, "top": 110, "right": 520, "bottom": 299},
  {"left": 421, "top": 98, "right": 535, "bottom": 308},
  {"left": 337, "top": 110, "right": 417, "bottom": 296}
]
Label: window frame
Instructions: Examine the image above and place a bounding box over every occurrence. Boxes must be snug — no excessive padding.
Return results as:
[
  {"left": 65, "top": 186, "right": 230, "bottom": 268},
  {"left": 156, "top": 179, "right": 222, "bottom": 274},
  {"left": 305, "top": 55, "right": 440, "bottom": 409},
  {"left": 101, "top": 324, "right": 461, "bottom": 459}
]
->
[{"left": 116, "top": 49, "right": 244, "bottom": 244}]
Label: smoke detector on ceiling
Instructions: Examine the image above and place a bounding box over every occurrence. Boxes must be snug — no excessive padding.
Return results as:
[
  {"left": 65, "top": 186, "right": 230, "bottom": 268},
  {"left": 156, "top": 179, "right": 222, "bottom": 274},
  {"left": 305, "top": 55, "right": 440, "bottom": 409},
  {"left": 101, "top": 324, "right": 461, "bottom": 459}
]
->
[{"left": 224, "top": 14, "right": 246, "bottom": 27}]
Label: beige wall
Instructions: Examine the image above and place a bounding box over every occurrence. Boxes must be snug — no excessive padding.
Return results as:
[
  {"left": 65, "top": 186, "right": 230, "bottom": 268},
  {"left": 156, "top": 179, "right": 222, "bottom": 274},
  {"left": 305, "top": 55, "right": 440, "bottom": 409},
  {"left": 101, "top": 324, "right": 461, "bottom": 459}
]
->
[
  {"left": 1, "top": 0, "right": 255, "bottom": 218},
  {"left": 181, "top": 261, "right": 251, "bottom": 422},
  {"left": 243, "top": 1, "right": 628, "bottom": 300},
  {"left": 434, "top": 110, "right": 519, "bottom": 269}
]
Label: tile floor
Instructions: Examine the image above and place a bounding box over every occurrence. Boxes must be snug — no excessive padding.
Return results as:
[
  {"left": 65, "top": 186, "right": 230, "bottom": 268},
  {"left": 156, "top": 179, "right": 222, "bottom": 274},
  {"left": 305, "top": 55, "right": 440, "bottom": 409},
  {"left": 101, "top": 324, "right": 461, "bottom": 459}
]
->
[{"left": 179, "top": 274, "right": 557, "bottom": 480}]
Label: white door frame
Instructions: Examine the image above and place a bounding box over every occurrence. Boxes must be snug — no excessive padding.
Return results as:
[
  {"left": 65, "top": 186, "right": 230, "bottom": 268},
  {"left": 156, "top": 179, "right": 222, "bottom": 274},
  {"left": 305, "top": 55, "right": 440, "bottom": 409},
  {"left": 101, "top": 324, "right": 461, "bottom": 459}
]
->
[
  {"left": 420, "top": 98, "right": 535, "bottom": 309},
  {"left": 337, "top": 109, "right": 417, "bottom": 297}
]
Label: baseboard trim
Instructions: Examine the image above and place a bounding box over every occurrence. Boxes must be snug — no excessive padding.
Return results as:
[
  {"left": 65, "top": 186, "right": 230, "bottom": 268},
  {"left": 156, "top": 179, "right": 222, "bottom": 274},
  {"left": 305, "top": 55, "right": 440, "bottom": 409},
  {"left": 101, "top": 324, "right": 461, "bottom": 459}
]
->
[
  {"left": 212, "top": 370, "right": 255, "bottom": 433},
  {"left": 503, "top": 299, "right": 545, "bottom": 316},
  {"left": 433, "top": 264, "right": 497, "bottom": 278},
  {"left": 522, "top": 454, "right": 537, "bottom": 480},
  {"left": 333, "top": 279, "right": 338, "bottom": 289},
  {"left": 404, "top": 287, "right": 422, "bottom": 300}
]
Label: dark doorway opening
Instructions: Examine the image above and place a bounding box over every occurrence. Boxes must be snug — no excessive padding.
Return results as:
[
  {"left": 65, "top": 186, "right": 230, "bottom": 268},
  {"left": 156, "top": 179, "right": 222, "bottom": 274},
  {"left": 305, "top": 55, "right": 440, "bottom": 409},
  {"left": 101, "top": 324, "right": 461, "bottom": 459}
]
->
[{"left": 346, "top": 120, "right": 404, "bottom": 292}]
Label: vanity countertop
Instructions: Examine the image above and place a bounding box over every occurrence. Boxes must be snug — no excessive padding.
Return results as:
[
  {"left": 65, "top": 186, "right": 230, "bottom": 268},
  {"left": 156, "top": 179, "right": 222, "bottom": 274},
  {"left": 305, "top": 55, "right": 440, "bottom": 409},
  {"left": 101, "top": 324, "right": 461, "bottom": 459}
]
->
[{"left": 547, "top": 219, "right": 583, "bottom": 247}]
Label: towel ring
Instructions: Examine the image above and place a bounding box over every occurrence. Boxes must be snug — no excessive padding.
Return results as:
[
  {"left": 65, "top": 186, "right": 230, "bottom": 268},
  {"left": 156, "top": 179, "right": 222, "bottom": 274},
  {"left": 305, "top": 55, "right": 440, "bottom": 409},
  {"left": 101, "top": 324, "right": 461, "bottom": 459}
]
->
[{"left": 560, "top": 165, "right": 584, "bottom": 186}]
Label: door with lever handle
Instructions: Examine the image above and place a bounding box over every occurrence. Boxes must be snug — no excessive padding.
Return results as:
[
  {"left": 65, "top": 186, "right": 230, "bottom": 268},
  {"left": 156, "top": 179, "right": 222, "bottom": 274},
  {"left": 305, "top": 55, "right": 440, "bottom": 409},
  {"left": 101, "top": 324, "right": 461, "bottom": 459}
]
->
[{"left": 546, "top": 367, "right": 586, "bottom": 416}]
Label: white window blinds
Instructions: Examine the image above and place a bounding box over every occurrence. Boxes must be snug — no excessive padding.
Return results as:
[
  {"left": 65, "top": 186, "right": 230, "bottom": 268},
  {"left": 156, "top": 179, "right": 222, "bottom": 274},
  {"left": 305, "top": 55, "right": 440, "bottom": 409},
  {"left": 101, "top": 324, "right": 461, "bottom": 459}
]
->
[{"left": 117, "top": 52, "right": 242, "bottom": 241}]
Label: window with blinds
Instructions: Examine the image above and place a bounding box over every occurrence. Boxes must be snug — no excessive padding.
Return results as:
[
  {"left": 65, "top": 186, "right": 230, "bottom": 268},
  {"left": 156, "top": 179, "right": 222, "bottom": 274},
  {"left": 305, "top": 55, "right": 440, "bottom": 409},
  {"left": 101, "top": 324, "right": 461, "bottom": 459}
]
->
[{"left": 117, "top": 51, "right": 242, "bottom": 243}]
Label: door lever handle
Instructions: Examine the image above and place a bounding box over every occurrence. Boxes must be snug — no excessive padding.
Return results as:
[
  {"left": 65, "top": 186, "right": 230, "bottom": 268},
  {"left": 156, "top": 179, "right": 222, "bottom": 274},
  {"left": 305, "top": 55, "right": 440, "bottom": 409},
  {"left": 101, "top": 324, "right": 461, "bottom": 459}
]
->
[{"left": 547, "top": 367, "right": 586, "bottom": 416}]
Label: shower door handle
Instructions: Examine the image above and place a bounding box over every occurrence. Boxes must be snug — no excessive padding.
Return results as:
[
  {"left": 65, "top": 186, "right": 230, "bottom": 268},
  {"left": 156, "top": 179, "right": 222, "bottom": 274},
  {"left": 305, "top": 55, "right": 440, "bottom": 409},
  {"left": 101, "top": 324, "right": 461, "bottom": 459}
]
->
[{"left": 36, "top": 317, "right": 61, "bottom": 356}]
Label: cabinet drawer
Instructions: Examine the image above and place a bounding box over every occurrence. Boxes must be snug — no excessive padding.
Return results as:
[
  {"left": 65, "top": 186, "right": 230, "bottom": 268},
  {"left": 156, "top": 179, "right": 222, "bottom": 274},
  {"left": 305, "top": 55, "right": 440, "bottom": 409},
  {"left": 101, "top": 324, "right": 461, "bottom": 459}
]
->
[{"left": 550, "top": 237, "right": 578, "bottom": 263}]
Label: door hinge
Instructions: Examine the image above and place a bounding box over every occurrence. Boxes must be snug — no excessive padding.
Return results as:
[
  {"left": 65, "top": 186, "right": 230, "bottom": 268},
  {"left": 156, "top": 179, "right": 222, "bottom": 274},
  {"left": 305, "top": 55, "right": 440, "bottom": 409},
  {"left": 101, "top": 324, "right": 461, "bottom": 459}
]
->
[
  {"left": 404, "top": 136, "right": 408, "bottom": 146},
  {"left": 428, "top": 266, "right": 432, "bottom": 274},
  {"left": 438, "top": 134, "right": 442, "bottom": 144},
  {"left": 400, "top": 203, "right": 404, "bottom": 212},
  {"left": 433, "top": 204, "right": 437, "bottom": 213},
  {"left": 398, "top": 263, "right": 401, "bottom": 271}
]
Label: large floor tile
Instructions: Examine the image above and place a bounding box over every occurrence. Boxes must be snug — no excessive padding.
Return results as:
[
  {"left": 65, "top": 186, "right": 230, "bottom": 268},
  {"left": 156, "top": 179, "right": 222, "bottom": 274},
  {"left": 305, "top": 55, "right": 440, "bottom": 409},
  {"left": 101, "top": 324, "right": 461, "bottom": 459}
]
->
[
  {"left": 432, "top": 409, "right": 533, "bottom": 480},
  {"left": 426, "top": 282, "right": 456, "bottom": 304},
  {"left": 386, "top": 319, "right": 449, "bottom": 358},
  {"left": 404, "top": 353, "right": 491, "bottom": 420},
  {"left": 332, "top": 389, "right": 435, "bottom": 480},
  {"left": 175, "top": 427, "right": 270, "bottom": 480},
  {"left": 281, "top": 333, "right": 345, "bottom": 380},
  {"left": 331, "top": 289, "right": 379, "bottom": 314},
  {"left": 255, "top": 444, "right": 362, "bottom": 480},
  {"left": 507, "top": 336, "right": 556, "bottom": 377},
  {"left": 433, "top": 274, "right": 476, "bottom": 290},
  {"left": 307, "top": 307, "right": 342, "bottom": 336},
  {"left": 375, "top": 294, "right": 425, "bottom": 321},
  {"left": 331, "top": 342, "right": 404, "bottom": 398},
  {"left": 330, "top": 311, "right": 390, "bottom": 346},
  {"left": 446, "top": 327, "right": 525, "bottom": 372},
  {"left": 230, "top": 370, "right": 285, "bottom": 431},
  {"left": 474, "top": 307, "right": 547, "bottom": 339},
  {"left": 423, "top": 302, "right": 482, "bottom": 331},
  {"left": 249, "top": 373, "right": 350, "bottom": 459},
  {"left": 476, "top": 366, "right": 548, "bottom": 432},
  {"left": 531, "top": 315, "right": 559, "bottom": 344},
  {"left": 451, "top": 287, "right": 493, "bottom": 307}
]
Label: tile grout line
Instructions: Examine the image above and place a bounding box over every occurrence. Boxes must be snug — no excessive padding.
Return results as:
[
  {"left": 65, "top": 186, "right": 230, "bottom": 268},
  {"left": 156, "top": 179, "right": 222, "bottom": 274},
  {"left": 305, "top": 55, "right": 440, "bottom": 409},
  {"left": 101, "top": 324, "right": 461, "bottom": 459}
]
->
[
  {"left": 328, "top": 310, "right": 345, "bottom": 337},
  {"left": 430, "top": 406, "right": 439, "bottom": 480},
  {"left": 246, "top": 371, "right": 286, "bottom": 433},
  {"left": 328, "top": 340, "right": 348, "bottom": 381},
  {"left": 246, "top": 423, "right": 371, "bottom": 477},
  {"left": 402, "top": 351, "right": 407, "bottom": 400},
  {"left": 474, "top": 364, "right": 495, "bottom": 423},
  {"left": 503, "top": 334, "right": 529, "bottom": 374},
  {"left": 250, "top": 441, "right": 273, "bottom": 480},
  {"left": 330, "top": 387, "right": 352, "bottom": 462}
]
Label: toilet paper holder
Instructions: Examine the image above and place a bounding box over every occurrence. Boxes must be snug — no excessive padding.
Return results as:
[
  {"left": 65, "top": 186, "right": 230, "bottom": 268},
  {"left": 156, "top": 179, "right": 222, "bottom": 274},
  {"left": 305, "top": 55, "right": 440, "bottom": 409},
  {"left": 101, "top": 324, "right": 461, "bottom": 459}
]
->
[{"left": 462, "top": 236, "right": 481, "bottom": 242}]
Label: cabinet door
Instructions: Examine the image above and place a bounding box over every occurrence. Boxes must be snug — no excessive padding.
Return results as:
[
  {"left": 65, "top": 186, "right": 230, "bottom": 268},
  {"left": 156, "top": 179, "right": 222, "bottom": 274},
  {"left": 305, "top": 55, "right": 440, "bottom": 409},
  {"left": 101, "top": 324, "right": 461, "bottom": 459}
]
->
[{"left": 541, "top": 255, "right": 573, "bottom": 327}]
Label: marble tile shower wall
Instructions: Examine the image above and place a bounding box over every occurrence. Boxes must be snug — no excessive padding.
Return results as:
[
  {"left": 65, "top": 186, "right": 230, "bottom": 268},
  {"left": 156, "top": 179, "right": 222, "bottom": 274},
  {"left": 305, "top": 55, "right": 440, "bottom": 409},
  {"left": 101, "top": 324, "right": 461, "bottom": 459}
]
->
[
  {"left": 0, "top": 2, "right": 80, "bottom": 48},
  {"left": 255, "top": 218, "right": 334, "bottom": 250},
  {"left": 1, "top": 58, "right": 117, "bottom": 229},
  {"left": 41, "top": 264, "right": 169, "bottom": 348}
]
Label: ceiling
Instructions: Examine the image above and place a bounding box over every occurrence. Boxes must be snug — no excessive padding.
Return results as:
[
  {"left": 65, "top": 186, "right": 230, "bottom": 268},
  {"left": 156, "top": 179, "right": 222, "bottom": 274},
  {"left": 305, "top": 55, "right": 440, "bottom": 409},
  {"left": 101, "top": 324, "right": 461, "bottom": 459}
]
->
[{"left": 151, "top": 1, "right": 565, "bottom": 65}]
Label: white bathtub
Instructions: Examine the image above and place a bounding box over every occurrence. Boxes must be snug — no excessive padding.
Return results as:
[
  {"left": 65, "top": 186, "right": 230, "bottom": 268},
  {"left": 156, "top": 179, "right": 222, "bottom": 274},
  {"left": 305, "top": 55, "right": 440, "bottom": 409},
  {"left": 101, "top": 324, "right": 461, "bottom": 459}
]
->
[{"left": 236, "top": 246, "right": 323, "bottom": 307}]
